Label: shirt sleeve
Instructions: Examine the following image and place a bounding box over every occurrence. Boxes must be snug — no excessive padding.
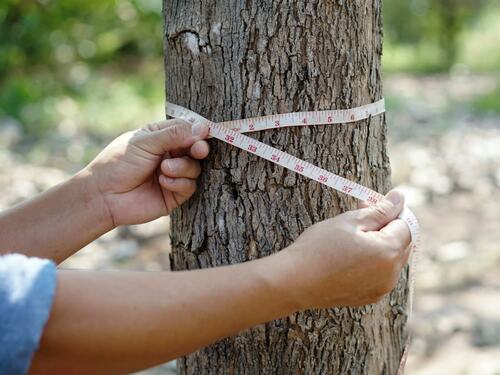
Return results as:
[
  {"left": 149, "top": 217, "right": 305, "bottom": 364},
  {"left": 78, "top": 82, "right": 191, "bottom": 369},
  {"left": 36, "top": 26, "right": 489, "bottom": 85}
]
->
[{"left": 0, "top": 254, "right": 57, "bottom": 375}]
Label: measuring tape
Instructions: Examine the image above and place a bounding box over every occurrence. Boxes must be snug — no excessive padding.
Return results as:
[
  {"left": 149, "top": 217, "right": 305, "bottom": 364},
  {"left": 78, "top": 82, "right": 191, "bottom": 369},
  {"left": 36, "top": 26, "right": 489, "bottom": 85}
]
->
[{"left": 166, "top": 99, "right": 419, "bottom": 374}]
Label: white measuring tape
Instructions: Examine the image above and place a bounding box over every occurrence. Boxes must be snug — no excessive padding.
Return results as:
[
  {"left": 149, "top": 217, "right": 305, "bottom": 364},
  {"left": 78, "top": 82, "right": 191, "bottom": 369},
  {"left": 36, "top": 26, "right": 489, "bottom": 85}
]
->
[{"left": 166, "top": 98, "right": 419, "bottom": 374}]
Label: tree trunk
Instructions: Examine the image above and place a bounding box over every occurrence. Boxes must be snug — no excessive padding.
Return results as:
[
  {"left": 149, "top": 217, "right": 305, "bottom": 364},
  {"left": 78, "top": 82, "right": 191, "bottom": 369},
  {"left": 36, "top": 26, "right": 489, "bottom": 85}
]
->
[{"left": 163, "top": 1, "right": 409, "bottom": 374}]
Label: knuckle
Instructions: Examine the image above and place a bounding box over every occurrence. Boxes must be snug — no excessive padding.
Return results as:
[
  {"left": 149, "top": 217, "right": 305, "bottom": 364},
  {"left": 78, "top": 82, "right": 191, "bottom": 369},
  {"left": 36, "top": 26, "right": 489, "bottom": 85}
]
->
[
  {"left": 170, "top": 119, "right": 191, "bottom": 130},
  {"left": 171, "top": 121, "right": 189, "bottom": 133},
  {"left": 163, "top": 125, "right": 189, "bottom": 142},
  {"left": 145, "top": 122, "right": 162, "bottom": 132},
  {"left": 371, "top": 204, "right": 390, "bottom": 223},
  {"left": 129, "top": 131, "right": 147, "bottom": 146},
  {"left": 168, "top": 124, "right": 185, "bottom": 137},
  {"left": 123, "top": 130, "right": 137, "bottom": 141}
]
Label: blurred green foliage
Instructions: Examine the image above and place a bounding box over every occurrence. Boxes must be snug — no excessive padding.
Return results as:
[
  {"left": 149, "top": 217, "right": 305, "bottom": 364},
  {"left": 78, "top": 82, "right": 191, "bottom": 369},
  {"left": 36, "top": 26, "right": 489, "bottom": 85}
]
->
[
  {"left": 472, "top": 85, "right": 500, "bottom": 114},
  {"left": 383, "top": 0, "right": 500, "bottom": 72},
  {"left": 0, "top": 0, "right": 161, "bottom": 73},
  {"left": 0, "top": 0, "right": 164, "bottom": 144},
  {"left": 0, "top": 0, "right": 498, "bottom": 166}
]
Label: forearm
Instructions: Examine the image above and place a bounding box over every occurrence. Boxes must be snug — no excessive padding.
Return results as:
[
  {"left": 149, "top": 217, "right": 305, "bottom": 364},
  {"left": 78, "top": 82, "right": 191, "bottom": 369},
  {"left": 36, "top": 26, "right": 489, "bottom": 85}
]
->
[
  {"left": 30, "top": 251, "right": 300, "bottom": 375},
  {"left": 0, "top": 170, "right": 113, "bottom": 263}
]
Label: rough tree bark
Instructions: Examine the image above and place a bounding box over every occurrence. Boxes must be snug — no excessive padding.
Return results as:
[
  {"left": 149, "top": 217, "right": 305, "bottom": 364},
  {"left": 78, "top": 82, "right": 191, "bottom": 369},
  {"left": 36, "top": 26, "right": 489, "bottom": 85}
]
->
[{"left": 163, "top": 1, "right": 409, "bottom": 374}]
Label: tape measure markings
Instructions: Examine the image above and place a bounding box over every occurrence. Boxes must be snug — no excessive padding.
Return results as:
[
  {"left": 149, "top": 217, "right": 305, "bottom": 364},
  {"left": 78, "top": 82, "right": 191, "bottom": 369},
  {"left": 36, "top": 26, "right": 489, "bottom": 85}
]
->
[
  {"left": 167, "top": 99, "right": 386, "bottom": 135},
  {"left": 166, "top": 98, "right": 418, "bottom": 374},
  {"left": 166, "top": 99, "right": 419, "bottom": 249},
  {"left": 215, "top": 98, "right": 386, "bottom": 133}
]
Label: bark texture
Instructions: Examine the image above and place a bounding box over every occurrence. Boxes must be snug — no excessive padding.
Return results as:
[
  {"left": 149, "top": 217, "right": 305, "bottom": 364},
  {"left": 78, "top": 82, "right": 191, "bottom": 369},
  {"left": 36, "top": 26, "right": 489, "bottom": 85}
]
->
[{"left": 163, "top": 1, "right": 409, "bottom": 374}]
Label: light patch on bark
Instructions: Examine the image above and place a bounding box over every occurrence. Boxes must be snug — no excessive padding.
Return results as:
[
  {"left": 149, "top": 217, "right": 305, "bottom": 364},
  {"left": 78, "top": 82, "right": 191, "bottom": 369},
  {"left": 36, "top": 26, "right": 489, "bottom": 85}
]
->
[
  {"left": 183, "top": 32, "right": 200, "bottom": 55},
  {"left": 210, "top": 22, "right": 221, "bottom": 40}
]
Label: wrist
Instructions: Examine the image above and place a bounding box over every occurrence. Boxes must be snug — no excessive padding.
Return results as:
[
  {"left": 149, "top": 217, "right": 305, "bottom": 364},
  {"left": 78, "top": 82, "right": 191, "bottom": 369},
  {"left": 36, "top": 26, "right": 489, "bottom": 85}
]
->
[
  {"left": 73, "top": 168, "right": 116, "bottom": 231},
  {"left": 262, "top": 248, "right": 309, "bottom": 313}
]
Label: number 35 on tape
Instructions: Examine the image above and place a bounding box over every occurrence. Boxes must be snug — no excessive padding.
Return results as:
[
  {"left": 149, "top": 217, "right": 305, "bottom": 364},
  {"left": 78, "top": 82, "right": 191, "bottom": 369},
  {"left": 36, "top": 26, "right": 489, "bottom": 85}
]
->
[
  {"left": 166, "top": 98, "right": 419, "bottom": 374},
  {"left": 166, "top": 99, "right": 419, "bottom": 249}
]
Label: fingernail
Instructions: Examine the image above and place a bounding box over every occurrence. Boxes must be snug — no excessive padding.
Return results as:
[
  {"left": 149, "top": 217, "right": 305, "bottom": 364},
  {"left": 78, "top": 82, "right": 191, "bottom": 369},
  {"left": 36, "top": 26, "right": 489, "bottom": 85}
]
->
[
  {"left": 163, "top": 176, "right": 175, "bottom": 184},
  {"left": 192, "top": 123, "right": 206, "bottom": 137},
  {"left": 385, "top": 190, "right": 401, "bottom": 205},
  {"left": 165, "top": 159, "right": 179, "bottom": 173}
]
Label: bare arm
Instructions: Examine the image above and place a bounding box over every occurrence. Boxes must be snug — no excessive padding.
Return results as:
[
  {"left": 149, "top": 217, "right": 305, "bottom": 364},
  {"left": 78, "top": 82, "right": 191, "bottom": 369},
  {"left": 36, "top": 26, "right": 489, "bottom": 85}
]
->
[
  {"left": 30, "top": 253, "right": 296, "bottom": 375},
  {"left": 0, "top": 171, "right": 112, "bottom": 264},
  {"left": 30, "top": 191, "right": 411, "bottom": 375}
]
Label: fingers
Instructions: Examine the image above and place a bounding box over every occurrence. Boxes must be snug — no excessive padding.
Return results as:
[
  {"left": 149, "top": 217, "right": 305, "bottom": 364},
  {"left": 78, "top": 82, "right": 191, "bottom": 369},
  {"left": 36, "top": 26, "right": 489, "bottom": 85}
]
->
[
  {"left": 190, "top": 140, "right": 210, "bottom": 159},
  {"left": 143, "top": 120, "right": 177, "bottom": 132},
  {"left": 169, "top": 140, "right": 210, "bottom": 159},
  {"left": 135, "top": 120, "right": 209, "bottom": 156},
  {"left": 161, "top": 157, "right": 201, "bottom": 179},
  {"left": 356, "top": 190, "right": 405, "bottom": 232},
  {"left": 380, "top": 219, "right": 412, "bottom": 257},
  {"left": 155, "top": 123, "right": 193, "bottom": 152},
  {"left": 158, "top": 176, "right": 196, "bottom": 197},
  {"left": 357, "top": 200, "right": 369, "bottom": 209},
  {"left": 144, "top": 119, "right": 209, "bottom": 139}
]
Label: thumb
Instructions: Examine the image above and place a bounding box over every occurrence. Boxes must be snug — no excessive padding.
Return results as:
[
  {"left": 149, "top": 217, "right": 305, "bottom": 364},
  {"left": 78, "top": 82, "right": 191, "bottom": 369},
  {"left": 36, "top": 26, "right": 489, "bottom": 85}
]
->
[
  {"left": 134, "top": 120, "right": 209, "bottom": 156},
  {"left": 357, "top": 190, "right": 405, "bottom": 232}
]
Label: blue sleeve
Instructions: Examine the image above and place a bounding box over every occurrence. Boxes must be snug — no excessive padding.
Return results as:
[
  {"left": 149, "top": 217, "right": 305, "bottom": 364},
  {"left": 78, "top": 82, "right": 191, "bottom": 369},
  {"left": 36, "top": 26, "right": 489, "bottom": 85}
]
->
[{"left": 0, "top": 254, "right": 57, "bottom": 375}]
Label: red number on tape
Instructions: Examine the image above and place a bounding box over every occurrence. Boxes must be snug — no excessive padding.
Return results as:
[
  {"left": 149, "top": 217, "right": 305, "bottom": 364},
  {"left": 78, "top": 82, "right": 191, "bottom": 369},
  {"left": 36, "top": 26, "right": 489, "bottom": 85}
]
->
[
  {"left": 225, "top": 134, "right": 235, "bottom": 143},
  {"left": 367, "top": 196, "right": 378, "bottom": 205},
  {"left": 327, "top": 116, "right": 333, "bottom": 122},
  {"left": 318, "top": 175, "right": 328, "bottom": 183},
  {"left": 248, "top": 144, "right": 257, "bottom": 153},
  {"left": 249, "top": 123, "right": 255, "bottom": 130},
  {"left": 295, "top": 164, "right": 304, "bottom": 172},
  {"left": 274, "top": 120, "right": 280, "bottom": 127},
  {"left": 271, "top": 154, "right": 280, "bottom": 162},
  {"left": 342, "top": 185, "right": 353, "bottom": 193}
]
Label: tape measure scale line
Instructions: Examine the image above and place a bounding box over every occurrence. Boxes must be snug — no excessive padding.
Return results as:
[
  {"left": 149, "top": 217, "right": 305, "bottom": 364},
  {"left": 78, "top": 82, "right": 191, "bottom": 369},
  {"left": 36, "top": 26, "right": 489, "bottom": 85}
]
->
[
  {"left": 166, "top": 99, "right": 386, "bottom": 135},
  {"left": 166, "top": 99, "right": 418, "bottom": 374},
  {"left": 166, "top": 100, "right": 420, "bottom": 248},
  {"left": 210, "top": 121, "right": 419, "bottom": 247}
]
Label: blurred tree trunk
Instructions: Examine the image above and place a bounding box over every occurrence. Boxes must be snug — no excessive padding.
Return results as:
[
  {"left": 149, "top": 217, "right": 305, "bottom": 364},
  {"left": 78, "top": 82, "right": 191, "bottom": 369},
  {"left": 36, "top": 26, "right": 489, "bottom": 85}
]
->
[{"left": 163, "top": 1, "right": 409, "bottom": 374}]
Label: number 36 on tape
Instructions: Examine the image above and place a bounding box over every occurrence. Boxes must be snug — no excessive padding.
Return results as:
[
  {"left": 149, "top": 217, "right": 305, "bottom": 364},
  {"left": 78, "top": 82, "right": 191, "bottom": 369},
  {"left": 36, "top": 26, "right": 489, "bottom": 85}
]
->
[
  {"left": 166, "top": 98, "right": 419, "bottom": 374},
  {"left": 166, "top": 99, "right": 420, "bottom": 245},
  {"left": 166, "top": 99, "right": 419, "bottom": 250}
]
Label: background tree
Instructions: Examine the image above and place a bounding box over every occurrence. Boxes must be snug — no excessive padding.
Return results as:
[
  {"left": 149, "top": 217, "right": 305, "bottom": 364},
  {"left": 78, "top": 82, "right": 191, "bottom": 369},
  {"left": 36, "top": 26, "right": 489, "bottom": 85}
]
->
[
  {"left": 384, "top": 0, "right": 490, "bottom": 71},
  {"left": 164, "top": 1, "right": 410, "bottom": 374}
]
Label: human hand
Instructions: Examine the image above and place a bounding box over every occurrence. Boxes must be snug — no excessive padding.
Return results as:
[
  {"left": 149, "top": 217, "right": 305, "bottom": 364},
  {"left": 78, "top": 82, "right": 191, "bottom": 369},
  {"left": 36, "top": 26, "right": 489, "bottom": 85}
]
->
[
  {"left": 284, "top": 190, "right": 412, "bottom": 309},
  {"left": 85, "top": 120, "right": 209, "bottom": 227}
]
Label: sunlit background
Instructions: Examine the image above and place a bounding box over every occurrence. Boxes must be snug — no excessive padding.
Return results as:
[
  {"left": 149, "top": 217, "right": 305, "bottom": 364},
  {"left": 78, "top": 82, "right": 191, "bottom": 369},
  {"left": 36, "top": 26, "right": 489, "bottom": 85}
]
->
[{"left": 1, "top": 1, "right": 499, "bottom": 374}]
